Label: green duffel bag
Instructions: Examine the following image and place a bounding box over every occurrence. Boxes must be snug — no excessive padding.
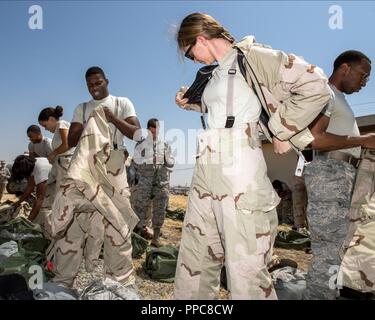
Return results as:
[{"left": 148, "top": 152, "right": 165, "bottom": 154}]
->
[
  {"left": 0, "top": 248, "right": 47, "bottom": 282},
  {"left": 131, "top": 232, "right": 148, "bottom": 259},
  {"left": 0, "top": 218, "right": 51, "bottom": 282},
  {"left": 166, "top": 208, "right": 185, "bottom": 221},
  {"left": 0, "top": 217, "right": 43, "bottom": 239},
  {"left": 274, "top": 230, "right": 311, "bottom": 251},
  {"left": 19, "top": 237, "right": 50, "bottom": 256},
  {"left": 143, "top": 245, "right": 179, "bottom": 283}
]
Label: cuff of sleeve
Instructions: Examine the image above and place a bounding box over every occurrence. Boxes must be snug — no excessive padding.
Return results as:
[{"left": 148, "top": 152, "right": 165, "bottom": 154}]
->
[
  {"left": 289, "top": 128, "right": 315, "bottom": 151},
  {"left": 268, "top": 116, "right": 293, "bottom": 141}
]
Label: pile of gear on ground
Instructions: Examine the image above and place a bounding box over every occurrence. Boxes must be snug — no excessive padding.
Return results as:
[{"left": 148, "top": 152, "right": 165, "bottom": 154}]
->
[{"left": 0, "top": 198, "right": 313, "bottom": 300}]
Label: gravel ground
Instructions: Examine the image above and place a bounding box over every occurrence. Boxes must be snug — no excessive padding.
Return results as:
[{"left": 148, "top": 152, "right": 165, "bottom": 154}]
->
[{"left": 73, "top": 216, "right": 231, "bottom": 299}]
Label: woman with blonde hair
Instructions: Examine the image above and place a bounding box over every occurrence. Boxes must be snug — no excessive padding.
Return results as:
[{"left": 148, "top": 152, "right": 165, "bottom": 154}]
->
[{"left": 173, "top": 13, "right": 331, "bottom": 300}]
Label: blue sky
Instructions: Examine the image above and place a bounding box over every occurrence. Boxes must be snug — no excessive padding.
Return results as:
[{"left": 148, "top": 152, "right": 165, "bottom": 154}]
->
[{"left": 1, "top": 1, "right": 375, "bottom": 185}]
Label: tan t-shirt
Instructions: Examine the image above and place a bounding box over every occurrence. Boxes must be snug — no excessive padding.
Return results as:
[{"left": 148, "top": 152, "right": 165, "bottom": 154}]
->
[{"left": 324, "top": 84, "right": 361, "bottom": 158}]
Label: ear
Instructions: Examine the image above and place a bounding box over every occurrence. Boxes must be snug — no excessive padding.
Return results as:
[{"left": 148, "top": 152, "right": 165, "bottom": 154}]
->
[
  {"left": 196, "top": 35, "right": 208, "bottom": 46},
  {"left": 105, "top": 78, "right": 109, "bottom": 86},
  {"left": 341, "top": 63, "right": 351, "bottom": 74}
]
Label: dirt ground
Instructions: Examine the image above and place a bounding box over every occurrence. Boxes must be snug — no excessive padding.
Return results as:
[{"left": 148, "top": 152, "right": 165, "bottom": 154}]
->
[{"left": 1, "top": 193, "right": 312, "bottom": 299}]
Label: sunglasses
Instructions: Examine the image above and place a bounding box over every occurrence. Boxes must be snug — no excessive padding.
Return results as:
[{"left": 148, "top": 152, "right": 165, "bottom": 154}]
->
[
  {"left": 350, "top": 65, "right": 370, "bottom": 83},
  {"left": 184, "top": 40, "right": 197, "bottom": 61}
]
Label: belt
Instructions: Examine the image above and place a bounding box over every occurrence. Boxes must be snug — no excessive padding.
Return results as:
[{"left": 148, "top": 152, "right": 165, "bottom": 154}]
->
[
  {"left": 361, "top": 149, "right": 375, "bottom": 161},
  {"left": 315, "top": 150, "right": 360, "bottom": 169}
]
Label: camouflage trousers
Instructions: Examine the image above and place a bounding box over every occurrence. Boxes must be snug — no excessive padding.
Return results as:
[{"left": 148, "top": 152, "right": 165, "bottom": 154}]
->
[
  {"left": 53, "top": 154, "right": 105, "bottom": 272},
  {"left": 55, "top": 155, "right": 72, "bottom": 187},
  {"left": 50, "top": 186, "right": 134, "bottom": 287},
  {"left": 174, "top": 126, "right": 279, "bottom": 300},
  {"left": 292, "top": 175, "right": 308, "bottom": 228},
  {"left": 34, "top": 157, "right": 70, "bottom": 240},
  {"left": 303, "top": 159, "right": 356, "bottom": 299},
  {"left": 339, "top": 149, "right": 375, "bottom": 293},
  {"left": 33, "top": 181, "right": 56, "bottom": 241},
  {"left": 35, "top": 156, "right": 104, "bottom": 267},
  {"left": 132, "top": 165, "right": 170, "bottom": 230}
]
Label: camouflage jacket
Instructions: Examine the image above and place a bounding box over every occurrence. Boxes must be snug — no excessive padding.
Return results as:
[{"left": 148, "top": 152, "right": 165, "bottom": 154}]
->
[
  {"left": 179, "top": 36, "right": 332, "bottom": 151},
  {"left": 51, "top": 106, "right": 139, "bottom": 238}
]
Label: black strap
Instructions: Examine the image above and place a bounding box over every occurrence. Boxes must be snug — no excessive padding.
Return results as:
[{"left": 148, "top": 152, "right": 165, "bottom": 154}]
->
[
  {"left": 82, "top": 102, "right": 87, "bottom": 126},
  {"left": 225, "top": 116, "right": 235, "bottom": 128},
  {"left": 225, "top": 58, "right": 238, "bottom": 128},
  {"left": 113, "top": 97, "right": 119, "bottom": 150},
  {"left": 236, "top": 48, "right": 273, "bottom": 138},
  {"left": 200, "top": 114, "right": 207, "bottom": 130}
]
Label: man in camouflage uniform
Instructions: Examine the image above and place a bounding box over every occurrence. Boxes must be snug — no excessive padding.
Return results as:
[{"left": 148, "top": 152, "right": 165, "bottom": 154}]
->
[
  {"left": 50, "top": 106, "right": 140, "bottom": 287},
  {"left": 338, "top": 149, "right": 375, "bottom": 295},
  {"left": 174, "top": 24, "right": 332, "bottom": 299},
  {"left": 49, "top": 66, "right": 141, "bottom": 286},
  {"left": 304, "top": 51, "right": 374, "bottom": 299},
  {"left": 132, "top": 118, "right": 175, "bottom": 247}
]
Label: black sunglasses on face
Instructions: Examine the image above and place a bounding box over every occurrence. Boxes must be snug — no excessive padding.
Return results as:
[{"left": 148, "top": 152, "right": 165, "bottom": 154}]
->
[{"left": 184, "top": 40, "right": 196, "bottom": 61}]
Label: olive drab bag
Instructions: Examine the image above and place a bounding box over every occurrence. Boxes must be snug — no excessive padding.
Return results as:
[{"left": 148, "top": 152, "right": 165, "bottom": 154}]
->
[
  {"left": 143, "top": 245, "right": 179, "bottom": 283},
  {"left": 131, "top": 232, "right": 148, "bottom": 259}
]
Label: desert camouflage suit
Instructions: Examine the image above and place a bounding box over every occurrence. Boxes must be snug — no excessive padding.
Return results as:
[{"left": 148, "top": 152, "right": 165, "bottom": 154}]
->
[
  {"left": 174, "top": 36, "right": 331, "bottom": 300},
  {"left": 37, "top": 154, "right": 72, "bottom": 240},
  {"left": 42, "top": 152, "right": 103, "bottom": 267},
  {"left": 33, "top": 173, "right": 56, "bottom": 241},
  {"left": 52, "top": 133, "right": 103, "bottom": 271},
  {"left": 49, "top": 106, "right": 139, "bottom": 287},
  {"left": 131, "top": 137, "right": 174, "bottom": 231},
  {"left": 339, "top": 149, "right": 375, "bottom": 293}
]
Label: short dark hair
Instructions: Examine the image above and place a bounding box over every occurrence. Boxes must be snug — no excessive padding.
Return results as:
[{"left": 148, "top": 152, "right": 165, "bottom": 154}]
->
[
  {"left": 85, "top": 66, "right": 106, "bottom": 80},
  {"left": 38, "top": 106, "right": 64, "bottom": 122},
  {"left": 11, "top": 155, "right": 36, "bottom": 181},
  {"left": 27, "top": 125, "right": 41, "bottom": 135},
  {"left": 333, "top": 50, "right": 371, "bottom": 72},
  {"left": 147, "top": 118, "right": 159, "bottom": 129}
]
